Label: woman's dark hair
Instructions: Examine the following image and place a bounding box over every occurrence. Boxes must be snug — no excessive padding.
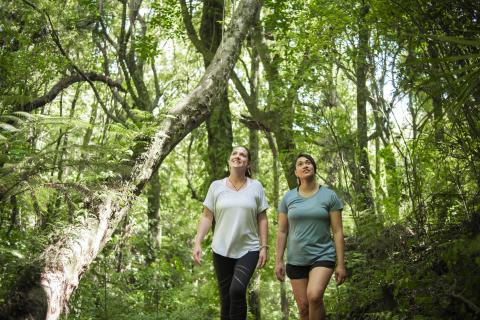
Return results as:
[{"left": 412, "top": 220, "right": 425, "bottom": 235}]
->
[
  {"left": 229, "top": 146, "right": 252, "bottom": 178},
  {"left": 295, "top": 153, "right": 317, "bottom": 188}
]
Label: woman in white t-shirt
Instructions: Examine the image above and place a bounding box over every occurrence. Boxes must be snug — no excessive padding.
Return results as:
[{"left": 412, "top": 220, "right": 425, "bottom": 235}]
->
[{"left": 192, "top": 146, "right": 269, "bottom": 320}]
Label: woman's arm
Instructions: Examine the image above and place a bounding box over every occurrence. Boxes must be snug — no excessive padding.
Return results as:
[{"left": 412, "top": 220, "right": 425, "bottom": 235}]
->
[
  {"left": 330, "top": 210, "right": 346, "bottom": 285},
  {"left": 275, "top": 213, "right": 288, "bottom": 281},
  {"left": 257, "top": 210, "right": 268, "bottom": 268},
  {"left": 192, "top": 207, "right": 214, "bottom": 265}
]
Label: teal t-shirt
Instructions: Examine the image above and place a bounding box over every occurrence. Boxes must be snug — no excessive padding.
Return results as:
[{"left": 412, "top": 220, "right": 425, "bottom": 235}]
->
[{"left": 278, "top": 186, "right": 343, "bottom": 266}]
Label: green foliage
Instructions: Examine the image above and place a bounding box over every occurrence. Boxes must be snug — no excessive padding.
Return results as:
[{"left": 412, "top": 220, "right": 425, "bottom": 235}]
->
[
  {"left": 150, "top": 0, "right": 185, "bottom": 39},
  {"left": 328, "top": 216, "right": 480, "bottom": 320},
  {"left": 134, "top": 34, "right": 159, "bottom": 63},
  {"left": 379, "top": 146, "right": 401, "bottom": 222}
]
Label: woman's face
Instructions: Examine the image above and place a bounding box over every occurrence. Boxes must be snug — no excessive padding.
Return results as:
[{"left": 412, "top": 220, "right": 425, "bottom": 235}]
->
[
  {"left": 229, "top": 147, "right": 250, "bottom": 170},
  {"left": 295, "top": 156, "right": 315, "bottom": 179}
]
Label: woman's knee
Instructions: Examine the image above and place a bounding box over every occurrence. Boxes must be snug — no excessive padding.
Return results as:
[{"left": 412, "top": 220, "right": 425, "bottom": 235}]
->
[{"left": 307, "top": 288, "right": 325, "bottom": 305}]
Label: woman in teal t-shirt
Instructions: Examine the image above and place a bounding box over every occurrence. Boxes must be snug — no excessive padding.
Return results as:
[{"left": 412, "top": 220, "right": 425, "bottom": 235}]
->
[{"left": 275, "top": 153, "right": 346, "bottom": 320}]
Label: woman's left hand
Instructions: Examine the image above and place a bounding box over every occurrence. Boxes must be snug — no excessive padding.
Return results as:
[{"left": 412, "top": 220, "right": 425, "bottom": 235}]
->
[
  {"left": 257, "top": 247, "right": 268, "bottom": 268},
  {"left": 335, "top": 265, "right": 347, "bottom": 285}
]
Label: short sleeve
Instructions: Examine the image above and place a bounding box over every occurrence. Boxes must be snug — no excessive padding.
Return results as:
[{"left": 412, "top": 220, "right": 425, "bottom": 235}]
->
[
  {"left": 329, "top": 191, "right": 343, "bottom": 212},
  {"left": 203, "top": 182, "right": 216, "bottom": 213},
  {"left": 278, "top": 195, "right": 288, "bottom": 214},
  {"left": 256, "top": 182, "right": 269, "bottom": 213}
]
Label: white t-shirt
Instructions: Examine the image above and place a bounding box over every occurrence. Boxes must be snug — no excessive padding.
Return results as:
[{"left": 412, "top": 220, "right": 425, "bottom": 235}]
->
[{"left": 203, "top": 178, "right": 269, "bottom": 258}]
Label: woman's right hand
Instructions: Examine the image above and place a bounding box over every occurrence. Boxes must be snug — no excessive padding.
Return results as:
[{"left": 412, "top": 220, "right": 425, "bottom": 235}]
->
[
  {"left": 192, "top": 244, "right": 202, "bottom": 265},
  {"left": 275, "top": 261, "right": 285, "bottom": 282}
]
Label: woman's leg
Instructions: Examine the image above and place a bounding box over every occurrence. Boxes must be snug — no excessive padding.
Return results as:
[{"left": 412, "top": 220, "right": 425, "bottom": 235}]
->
[
  {"left": 290, "top": 278, "right": 309, "bottom": 320},
  {"left": 306, "top": 267, "right": 334, "bottom": 320},
  {"left": 213, "top": 252, "right": 236, "bottom": 320},
  {"left": 229, "top": 251, "right": 259, "bottom": 320}
]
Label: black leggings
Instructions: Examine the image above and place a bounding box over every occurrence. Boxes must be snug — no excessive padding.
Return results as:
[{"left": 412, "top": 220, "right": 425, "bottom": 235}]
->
[{"left": 212, "top": 251, "right": 259, "bottom": 320}]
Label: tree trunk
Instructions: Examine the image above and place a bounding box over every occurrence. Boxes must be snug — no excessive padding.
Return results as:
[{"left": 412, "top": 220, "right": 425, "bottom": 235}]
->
[
  {"left": 203, "top": 1, "right": 233, "bottom": 186},
  {"left": 355, "top": 3, "right": 375, "bottom": 216},
  {"left": 251, "top": 20, "right": 299, "bottom": 189},
  {"left": 266, "top": 133, "right": 279, "bottom": 213},
  {"left": 146, "top": 171, "right": 161, "bottom": 264},
  {"left": 374, "top": 136, "right": 384, "bottom": 222},
  {"left": 183, "top": 0, "right": 233, "bottom": 189},
  {"left": 6, "top": 195, "right": 19, "bottom": 237},
  {"left": 265, "top": 132, "right": 289, "bottom": 320},
  {"left": 275, "top": 124, "right": 297, "bottom": 189},
  {"left": 206, "top": 89, "right": 232, "bottom": 182},
  {"left": 0, "top": 1, "right": 262, "bottom": 318},
  {"left": 249, "top": 128, "right": 259, "bottom": 175}
]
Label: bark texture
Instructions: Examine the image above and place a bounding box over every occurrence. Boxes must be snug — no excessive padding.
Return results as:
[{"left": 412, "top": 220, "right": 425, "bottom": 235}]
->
[
  {"left": 146, "top": 171, "right": 161, "bottom": 264},
  {"left": 0, "top": 1, "right": 262, "bottom": 318},
  {"left": 354, "top": 3, "right": 375, "bottom": 214}
]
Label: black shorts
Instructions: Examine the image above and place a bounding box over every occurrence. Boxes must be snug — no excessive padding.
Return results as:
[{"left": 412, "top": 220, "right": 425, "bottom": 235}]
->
[{"left": 286, "top": 261, "right": 335, "bottom": 279}]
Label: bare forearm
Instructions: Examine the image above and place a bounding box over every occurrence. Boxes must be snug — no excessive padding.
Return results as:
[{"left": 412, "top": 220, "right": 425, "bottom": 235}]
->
[
  {"left": 275, "top": 231, "right": 287, "bottom": 263},
  {"left": 258, "top": 213, "right": 268, "bottom": 246},
  {"left": 195, "top": 215, "right": 212, "bottom": 246},
  {"left": 275, "top": 213, "right": 288, "bottom": 281},
  {"left": 276, "top": 213, "right": 288, "bottom": 264},
  {"left": 333, "top": 231, "right": 345, "bottom": 266}
]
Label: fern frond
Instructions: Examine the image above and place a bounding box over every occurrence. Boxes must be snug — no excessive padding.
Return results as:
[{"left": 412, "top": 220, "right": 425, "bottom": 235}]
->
[{"left": 0, "top": 123, "right": 19, "bottom": 132}]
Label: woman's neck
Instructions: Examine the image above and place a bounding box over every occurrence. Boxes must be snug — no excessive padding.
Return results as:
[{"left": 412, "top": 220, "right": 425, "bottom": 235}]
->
[
  {"left": 229, "top": 169, "right": 246, "bottom": 183},
  {"left": 299, "top": 177, "right": 317, "bottom": 193}
]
